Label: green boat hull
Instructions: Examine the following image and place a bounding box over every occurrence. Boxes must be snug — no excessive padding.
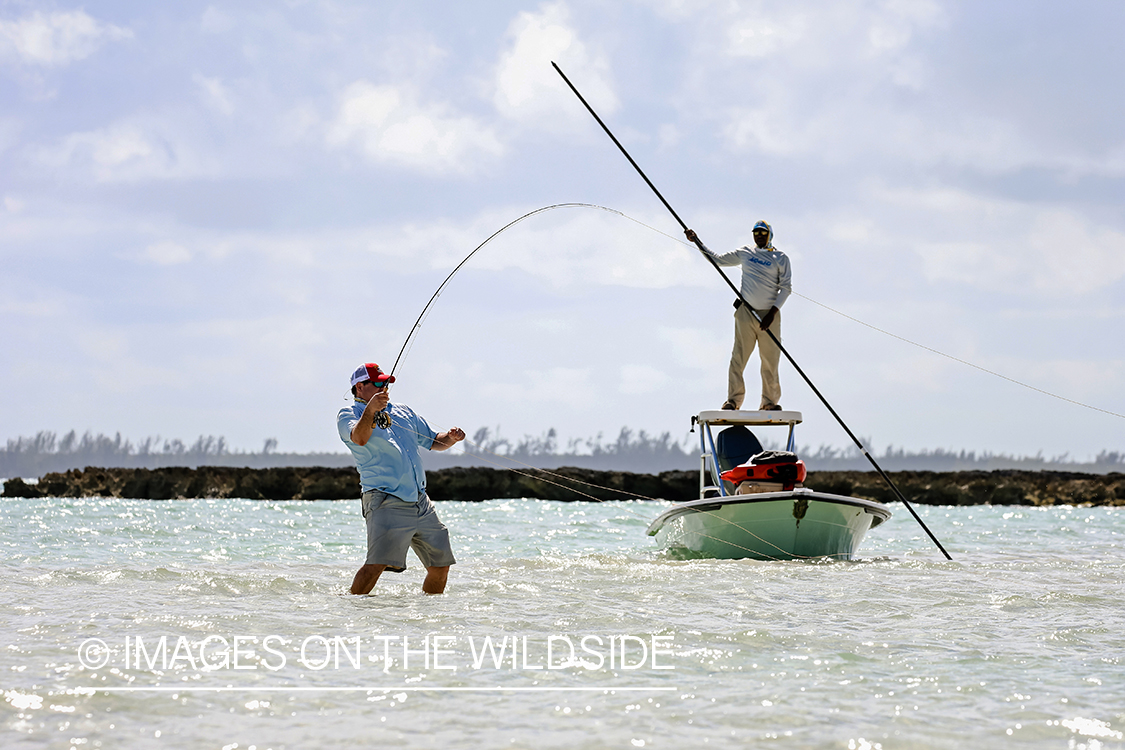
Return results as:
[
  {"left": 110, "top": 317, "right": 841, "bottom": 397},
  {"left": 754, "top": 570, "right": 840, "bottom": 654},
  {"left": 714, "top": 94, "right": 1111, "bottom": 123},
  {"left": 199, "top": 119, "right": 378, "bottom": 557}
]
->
[{"left": 647, "top": 490, "right": 892, "bottom": 561}]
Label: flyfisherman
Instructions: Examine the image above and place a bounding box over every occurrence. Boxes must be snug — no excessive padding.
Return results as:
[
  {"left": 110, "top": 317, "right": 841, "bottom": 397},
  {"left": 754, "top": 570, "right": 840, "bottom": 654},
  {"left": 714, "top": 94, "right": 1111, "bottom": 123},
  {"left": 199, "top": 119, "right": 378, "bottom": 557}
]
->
[
  {"left": 685, "top": 222, "right": 792, "bottom": 411},
  {"left": 337, "top": 362, "right": 465, "bottom": 595}
]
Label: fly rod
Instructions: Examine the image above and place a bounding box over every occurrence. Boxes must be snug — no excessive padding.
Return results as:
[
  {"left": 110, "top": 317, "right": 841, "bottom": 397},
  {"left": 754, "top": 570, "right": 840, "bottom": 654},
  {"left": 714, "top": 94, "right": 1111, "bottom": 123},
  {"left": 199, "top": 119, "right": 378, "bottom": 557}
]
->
[{"left": 552, "top": 61, "right": 952, "bottom": 560}]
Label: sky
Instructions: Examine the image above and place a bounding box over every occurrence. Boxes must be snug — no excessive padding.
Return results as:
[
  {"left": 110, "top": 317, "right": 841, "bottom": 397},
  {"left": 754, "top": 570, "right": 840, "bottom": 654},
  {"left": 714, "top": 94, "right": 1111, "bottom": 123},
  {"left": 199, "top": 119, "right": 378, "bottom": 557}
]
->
[{"left": 2, "top": 0, "right": 1123, "bottom": 460}]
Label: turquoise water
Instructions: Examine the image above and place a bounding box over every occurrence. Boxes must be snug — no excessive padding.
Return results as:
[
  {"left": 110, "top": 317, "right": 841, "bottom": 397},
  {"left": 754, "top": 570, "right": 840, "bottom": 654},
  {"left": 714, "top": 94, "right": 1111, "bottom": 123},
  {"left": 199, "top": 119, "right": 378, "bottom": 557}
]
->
[{"left": 1, "top": 497, "right": 1123, "bottom": 749}]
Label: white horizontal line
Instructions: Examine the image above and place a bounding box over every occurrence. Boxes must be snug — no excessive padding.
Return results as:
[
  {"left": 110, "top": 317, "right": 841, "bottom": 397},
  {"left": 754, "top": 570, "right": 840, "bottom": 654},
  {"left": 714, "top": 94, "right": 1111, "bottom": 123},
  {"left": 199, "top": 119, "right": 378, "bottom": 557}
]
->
[{"left": 76, "top": 686, "right": 676, "bottom": 693}]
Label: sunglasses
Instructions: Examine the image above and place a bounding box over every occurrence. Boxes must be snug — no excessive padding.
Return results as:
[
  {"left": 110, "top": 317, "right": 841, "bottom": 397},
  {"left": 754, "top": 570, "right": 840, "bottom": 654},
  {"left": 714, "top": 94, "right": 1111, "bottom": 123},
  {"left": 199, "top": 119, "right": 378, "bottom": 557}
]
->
[{"left": 365, "top": 380, "right": 388, "bottom": 389}]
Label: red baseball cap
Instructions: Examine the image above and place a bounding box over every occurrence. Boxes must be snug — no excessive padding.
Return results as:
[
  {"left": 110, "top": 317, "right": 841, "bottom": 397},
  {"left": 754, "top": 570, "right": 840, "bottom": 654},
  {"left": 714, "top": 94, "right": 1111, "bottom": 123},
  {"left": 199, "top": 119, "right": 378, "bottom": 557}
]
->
[{"left": 350, "top": 363, "right": 396, "bottom": 387}]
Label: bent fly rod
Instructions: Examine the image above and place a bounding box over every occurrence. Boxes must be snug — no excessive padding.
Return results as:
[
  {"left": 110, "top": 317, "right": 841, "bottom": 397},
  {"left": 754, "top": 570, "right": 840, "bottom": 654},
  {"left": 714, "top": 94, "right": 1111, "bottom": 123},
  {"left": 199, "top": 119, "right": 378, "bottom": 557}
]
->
[{"left": 552, "top": 61, "right": 952, "bottom": 560}]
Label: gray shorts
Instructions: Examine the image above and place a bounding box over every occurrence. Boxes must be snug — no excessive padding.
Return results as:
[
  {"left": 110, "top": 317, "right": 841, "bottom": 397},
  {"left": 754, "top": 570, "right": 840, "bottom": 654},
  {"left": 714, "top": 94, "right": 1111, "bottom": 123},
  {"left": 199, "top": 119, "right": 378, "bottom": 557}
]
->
[{"left": 360, "top": 490, "right": 456, "bottom": 572}]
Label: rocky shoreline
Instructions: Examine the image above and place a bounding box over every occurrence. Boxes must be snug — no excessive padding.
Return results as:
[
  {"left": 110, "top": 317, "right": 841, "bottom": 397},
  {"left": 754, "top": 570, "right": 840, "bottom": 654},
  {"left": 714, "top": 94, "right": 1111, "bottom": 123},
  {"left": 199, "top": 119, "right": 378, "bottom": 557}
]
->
[{"left": 3, "top": 466, "right": 1124, "bottom": 505}]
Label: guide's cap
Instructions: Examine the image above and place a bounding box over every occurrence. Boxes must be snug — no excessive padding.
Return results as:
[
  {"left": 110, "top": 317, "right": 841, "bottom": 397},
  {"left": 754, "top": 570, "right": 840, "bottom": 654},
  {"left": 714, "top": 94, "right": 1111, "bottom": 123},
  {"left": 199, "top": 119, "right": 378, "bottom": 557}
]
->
[
  {"left": 752, "top": 220, "right": 773, "bottom": 246},
  {"left": 350, "top": 363, "right": 395, "bottom": 387}
]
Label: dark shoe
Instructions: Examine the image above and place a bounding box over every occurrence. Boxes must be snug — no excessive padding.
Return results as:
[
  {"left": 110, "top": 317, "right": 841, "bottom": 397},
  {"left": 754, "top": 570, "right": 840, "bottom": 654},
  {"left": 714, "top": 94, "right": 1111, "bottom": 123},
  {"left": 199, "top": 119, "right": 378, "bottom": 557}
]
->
[
  {"left": 762, "top": 404, "right": 782, "bottom": 411},
  {"left": 721, "top": 400, "right": 737, "bottom": 410}
]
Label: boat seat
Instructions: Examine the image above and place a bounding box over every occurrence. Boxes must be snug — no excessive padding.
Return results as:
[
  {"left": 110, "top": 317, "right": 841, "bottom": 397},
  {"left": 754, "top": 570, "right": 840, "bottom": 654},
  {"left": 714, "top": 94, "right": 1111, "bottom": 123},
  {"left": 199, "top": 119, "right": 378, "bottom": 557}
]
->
[
  {"left": 714, "top": 425, "right": 764, "bottom": 473},
  {"left": 710, "top": 426, "right": 765, "bottom": 493}
]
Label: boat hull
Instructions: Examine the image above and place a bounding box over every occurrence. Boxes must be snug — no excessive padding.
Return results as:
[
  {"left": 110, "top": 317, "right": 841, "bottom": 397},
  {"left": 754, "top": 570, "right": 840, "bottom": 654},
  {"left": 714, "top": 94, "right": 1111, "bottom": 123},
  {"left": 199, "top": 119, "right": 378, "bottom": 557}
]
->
[{"left": 646, "top": 490, "right": 891, "bottom": 561}]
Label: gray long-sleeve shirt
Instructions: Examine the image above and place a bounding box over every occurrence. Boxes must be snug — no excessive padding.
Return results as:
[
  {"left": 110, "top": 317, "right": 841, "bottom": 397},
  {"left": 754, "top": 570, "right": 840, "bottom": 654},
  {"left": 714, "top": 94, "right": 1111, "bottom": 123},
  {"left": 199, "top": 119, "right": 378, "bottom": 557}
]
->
[{"left": 699, "top": 242, "right": 792, "bottom": 313}]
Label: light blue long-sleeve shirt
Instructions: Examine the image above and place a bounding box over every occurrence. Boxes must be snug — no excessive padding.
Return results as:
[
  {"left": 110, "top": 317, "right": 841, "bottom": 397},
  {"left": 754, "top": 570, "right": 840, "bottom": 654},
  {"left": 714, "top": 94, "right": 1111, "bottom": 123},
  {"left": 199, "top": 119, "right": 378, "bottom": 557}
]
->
[
  {"left": 700, "top": 242, "right": 792, "bottom": 313},
  {"left": 337, "top": 400, "right": 437, "bottom": 502}
]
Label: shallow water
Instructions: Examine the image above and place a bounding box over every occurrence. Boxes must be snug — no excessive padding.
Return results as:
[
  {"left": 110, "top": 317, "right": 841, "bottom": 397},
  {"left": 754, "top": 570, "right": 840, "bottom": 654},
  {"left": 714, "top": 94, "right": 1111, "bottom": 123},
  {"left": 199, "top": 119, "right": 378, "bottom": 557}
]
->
[{"left": 1, "top": 497, "right": 1123, "bottom": 749}]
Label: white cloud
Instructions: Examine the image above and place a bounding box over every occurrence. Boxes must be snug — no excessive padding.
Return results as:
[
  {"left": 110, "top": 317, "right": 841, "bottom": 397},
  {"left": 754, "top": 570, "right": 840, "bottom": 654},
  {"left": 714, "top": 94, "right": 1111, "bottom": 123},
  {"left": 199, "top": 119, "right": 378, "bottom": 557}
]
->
[
  {"left": 723, "top": 100, "right": 827, "bottom": 157},
  {"left": 668, "top": 1, "right": 958, "bottom": 162},
  {"left": 725, "top": 10, "right": 809, "bottom": 59},
  {"left": 193, "top": 74, "right": 235, "bottom": 116},
  {"left": 142, "top": 241, "right": 192, "bottom": 265},
  {"left": 0, "top": 10, "right": 131, "bottom": 67},
  {"left": 379, "top": 204, "right": 710, "bottom": 291},
  {"left": 867, "top": 0, "right": 943, "bottom": 52},
  {"left": 326, "top": 81, "right": 502, "bottom": 173},
  {"left": 699, "top": 1, "right": 1125, "bottom": 180},
  {"left": 200, "top": 6, "right": 235, "bottom": 35},
  {"left": 3, "top": 194, "right": 25, "bottom": 214},
  {"left": 493, "top": 1, "right": 617, "bottom": 130},
  {"left": 35, "top": 119, "right": 215, "bottom": 182},
  {"left": 723, "top": 99, "right": 1029, "bottom": 167},
  {"left": 882, "top": 188, "right": 1125, "bottom": 297},
  {"left": 649, "top": 0, "right": 946, "bottom": 65}
]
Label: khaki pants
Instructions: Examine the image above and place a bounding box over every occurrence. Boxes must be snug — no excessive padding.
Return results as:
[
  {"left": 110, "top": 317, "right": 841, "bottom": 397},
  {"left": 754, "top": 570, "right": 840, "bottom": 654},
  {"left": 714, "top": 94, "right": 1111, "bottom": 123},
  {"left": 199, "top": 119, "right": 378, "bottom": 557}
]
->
[{"left": 728, "top": 306, "right": 781, "bottom": 409}]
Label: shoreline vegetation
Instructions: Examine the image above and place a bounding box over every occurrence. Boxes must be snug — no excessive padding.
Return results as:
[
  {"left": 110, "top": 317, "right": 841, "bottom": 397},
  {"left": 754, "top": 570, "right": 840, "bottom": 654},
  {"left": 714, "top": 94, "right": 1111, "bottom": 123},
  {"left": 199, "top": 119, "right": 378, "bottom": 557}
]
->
[
  {"left": 3, "top": 429, "right": 1125, "bottom": 478},
  {"left": 3, "top": 466, "right": 1123, "bottom": 506}
]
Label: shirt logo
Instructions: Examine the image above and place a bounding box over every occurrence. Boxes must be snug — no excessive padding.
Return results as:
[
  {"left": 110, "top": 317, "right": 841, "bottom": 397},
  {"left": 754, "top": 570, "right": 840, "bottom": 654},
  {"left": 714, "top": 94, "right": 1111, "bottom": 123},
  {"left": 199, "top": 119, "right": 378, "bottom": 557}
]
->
[{"left": 748, "top": 257, "right": 772, "bottom": 267}]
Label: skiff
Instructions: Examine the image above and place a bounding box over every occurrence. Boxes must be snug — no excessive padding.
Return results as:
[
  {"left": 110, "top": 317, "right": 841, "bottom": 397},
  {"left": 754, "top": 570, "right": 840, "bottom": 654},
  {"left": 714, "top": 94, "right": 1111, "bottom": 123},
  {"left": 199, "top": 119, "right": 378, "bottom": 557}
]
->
[{"left": 647, "top": 410, "right": 891, "bottom": 561}]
